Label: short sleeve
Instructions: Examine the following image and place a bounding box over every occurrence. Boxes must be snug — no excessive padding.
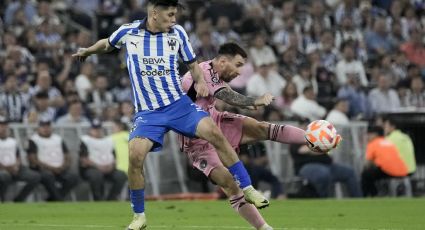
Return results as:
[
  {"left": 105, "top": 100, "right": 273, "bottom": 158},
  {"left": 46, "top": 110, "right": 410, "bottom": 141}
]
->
[
  {"left": 108, "top": 24, "right": 134, "bottom": 49},
  {"left": 174, "top": 25, "right": 196, "bottom": 63}
]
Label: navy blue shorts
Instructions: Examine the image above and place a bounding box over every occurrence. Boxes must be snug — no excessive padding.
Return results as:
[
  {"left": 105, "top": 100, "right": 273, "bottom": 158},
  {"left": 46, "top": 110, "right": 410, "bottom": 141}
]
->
[{"left": 129, "top": 95, "right": 208, "bottom": 152}]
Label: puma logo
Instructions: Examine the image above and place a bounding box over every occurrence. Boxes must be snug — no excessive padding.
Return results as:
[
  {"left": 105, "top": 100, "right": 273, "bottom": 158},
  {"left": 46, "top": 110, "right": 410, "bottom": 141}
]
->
[{"left": 130, "top": 41, "right": 139, "bottom": 48}]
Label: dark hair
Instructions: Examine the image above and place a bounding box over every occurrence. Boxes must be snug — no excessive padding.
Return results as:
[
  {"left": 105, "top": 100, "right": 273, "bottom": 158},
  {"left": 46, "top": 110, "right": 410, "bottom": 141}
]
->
[
  {"left": 218, "top": 43, "right": 247, "bottom": 59},
  {"left": 382, "top": 115, "right": 397, "bottom": 128},
  {"left": 35, "top": 91, "right": 49, "bottom": 99},
  {"left": 367, "top": 125, "right": 384, "bottom": 136},
  {"left": 340, "top": 40, "right": 355, "bottom": 51},
  {"left": 148, "top": 0, "right": 181, "bottom": 8},
  {"left": 302, "top": 86, "right": 314, "bottom": 94}
]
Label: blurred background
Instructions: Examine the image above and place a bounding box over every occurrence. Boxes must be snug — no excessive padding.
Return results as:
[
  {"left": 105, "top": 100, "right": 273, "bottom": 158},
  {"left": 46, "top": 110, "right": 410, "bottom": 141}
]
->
[{"left": 0, "top": 0, "right": 425, "bottom": 202}]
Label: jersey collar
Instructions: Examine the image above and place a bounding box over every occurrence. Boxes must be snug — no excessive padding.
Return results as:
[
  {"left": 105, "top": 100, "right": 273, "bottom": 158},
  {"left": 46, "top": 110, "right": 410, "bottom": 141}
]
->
[{"left": 138, "top": 18, "right": 174, "bottom": 34}]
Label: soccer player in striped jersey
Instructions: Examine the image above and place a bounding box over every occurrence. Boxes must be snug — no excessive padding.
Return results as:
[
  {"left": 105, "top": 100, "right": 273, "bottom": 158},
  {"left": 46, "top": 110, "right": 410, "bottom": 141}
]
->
[{"left": 72, "top": 1, "right": 268, "bottom": 229}]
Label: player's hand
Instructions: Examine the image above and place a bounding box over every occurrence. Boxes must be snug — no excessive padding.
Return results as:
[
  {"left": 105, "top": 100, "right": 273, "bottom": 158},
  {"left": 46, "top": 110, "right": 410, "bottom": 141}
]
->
[
  {"left": 72, "top": 48, "right": 90, "bottom": 62},
  {"left": 254, "top": 93, "right": 274, "bottom": 107},
  {"left": 195, "top": 81, "right": 209, "bottom": 98}
]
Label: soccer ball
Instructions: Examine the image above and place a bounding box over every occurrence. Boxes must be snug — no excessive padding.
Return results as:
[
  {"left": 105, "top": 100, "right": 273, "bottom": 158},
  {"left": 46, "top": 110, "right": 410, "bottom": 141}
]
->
[{"left": 304, "top": 120, "right": 341, "bottom": 152}]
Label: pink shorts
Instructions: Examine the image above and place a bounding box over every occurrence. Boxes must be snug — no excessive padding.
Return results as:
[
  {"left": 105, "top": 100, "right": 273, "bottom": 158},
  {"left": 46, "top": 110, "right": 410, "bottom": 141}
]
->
[{"left": 184, "top": 109, "right": 246, "bottom": 177}]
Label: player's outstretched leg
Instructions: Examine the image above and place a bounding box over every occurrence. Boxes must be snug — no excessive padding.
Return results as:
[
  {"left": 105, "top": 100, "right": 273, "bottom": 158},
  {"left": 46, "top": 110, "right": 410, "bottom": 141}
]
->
[
  {"left": 210, "top": 166, "right": 273, "bottom": 230},
  {"left": 126, "top": 138, "right": 153, "bottom": 230},
  {"left": 196, "top": 117, "right": 269, "bottom": 209},
  {"left": 241, "top": 117, "right": 306, "bottom": 145}
]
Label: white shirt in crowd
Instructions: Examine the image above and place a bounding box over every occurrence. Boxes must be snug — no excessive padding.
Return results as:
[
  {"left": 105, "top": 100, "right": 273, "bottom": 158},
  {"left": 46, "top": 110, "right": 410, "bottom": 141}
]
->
[
  {"left": 335, "top": 59, "right": 368, "bottom": 87},
  {"left": 325, "top": 109, "right": 350, "bottom": 125},
  {"left": 290, "top": 95, "right": 327, "bottom": 121},
  {"left": 246, "top": 70, "right": 286, "bottom": 97}
]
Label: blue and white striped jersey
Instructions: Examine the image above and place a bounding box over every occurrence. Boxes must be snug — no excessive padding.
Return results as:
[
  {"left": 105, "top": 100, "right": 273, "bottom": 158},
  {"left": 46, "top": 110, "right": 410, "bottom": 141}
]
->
[{"left": 108, "top": 19, "right": 196, "bottom": 111}]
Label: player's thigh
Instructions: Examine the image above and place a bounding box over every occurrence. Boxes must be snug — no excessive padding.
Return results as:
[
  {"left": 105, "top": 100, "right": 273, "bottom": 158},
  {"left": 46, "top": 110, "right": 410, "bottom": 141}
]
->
[
  {"left": 195, "top": 117, "right": 226, "bottom": 144},
  {"left": 240, "top": 116, "right": 269, "bottom": 144}
]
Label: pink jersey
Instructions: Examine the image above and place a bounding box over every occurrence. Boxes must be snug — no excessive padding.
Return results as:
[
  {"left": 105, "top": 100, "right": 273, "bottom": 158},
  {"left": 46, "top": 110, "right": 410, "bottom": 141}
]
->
[
  {"left": 180, "top": 60, "right": 246, "bottom": 155},
  {"left": 181, "top": 60, "right": 227, "bottom": 112}
]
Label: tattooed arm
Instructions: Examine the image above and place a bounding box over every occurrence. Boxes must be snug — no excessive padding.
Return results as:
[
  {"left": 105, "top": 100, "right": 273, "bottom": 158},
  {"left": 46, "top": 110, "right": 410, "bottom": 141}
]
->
[{"left": 214, "top": 87, "right": 274, "bottom": 107}]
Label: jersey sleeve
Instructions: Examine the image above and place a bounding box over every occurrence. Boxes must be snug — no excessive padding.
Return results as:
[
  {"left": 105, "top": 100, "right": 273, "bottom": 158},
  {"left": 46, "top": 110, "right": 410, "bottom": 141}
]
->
[
  {"left": 108, "top": 24, "right": 133, "bottom": 49},
  {"left": 174, "top": 25, "right": 196, "bottom": 64}
]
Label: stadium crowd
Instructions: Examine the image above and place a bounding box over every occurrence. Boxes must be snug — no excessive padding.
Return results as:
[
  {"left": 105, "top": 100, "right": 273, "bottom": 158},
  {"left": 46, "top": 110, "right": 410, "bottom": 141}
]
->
[{"left": 0, "top": 0, "right": 424, "bottom": 201}]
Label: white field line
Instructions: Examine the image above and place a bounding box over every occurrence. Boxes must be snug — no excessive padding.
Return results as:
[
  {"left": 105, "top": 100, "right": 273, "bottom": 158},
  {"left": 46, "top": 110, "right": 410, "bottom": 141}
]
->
[{"left": 0, "top": 223, "right": 403, "bottom": 230}]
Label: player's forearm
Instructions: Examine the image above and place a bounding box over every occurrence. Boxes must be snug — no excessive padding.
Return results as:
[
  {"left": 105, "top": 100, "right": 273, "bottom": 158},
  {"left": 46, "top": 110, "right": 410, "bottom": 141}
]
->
[
  {"left": 214, "top": 87, "right": 256, "bottom": 106},
  {"left": 188, "top": 62, "right": 206, "bottom": 84},
  {"left": 85, "top": 38, "right": 114, "bottom": 55}
]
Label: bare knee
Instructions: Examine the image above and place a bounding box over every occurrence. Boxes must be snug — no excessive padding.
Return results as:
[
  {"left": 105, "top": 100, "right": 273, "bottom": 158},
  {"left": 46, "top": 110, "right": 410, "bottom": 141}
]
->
[{"left": 128, "top": 139, "right": 150, "bottom": 171}]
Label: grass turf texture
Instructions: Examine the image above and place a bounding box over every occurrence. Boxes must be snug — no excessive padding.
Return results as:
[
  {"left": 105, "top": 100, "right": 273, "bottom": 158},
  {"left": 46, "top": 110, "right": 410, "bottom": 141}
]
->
[{"left": 0, "top": 198, "right": 424, "bottom": 230}]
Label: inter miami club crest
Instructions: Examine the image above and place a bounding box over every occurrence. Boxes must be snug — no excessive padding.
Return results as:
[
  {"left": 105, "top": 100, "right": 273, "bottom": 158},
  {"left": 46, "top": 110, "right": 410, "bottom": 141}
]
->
[
  {"left": 199, "top": 159, "right": 208, "bottom": 170},
  {"left": 167, "top": 38, "right": 177, "bottom": 50}
]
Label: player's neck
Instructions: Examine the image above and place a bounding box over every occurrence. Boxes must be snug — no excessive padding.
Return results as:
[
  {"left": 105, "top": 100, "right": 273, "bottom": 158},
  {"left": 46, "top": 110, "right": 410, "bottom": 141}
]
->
[{"left": 146, "top": 18, "right": 161, "bottom": 33}]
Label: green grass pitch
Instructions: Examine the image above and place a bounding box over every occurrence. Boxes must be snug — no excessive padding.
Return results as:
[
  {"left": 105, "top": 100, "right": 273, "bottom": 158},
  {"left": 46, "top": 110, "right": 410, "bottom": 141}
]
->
[{"left": 1, "top": 198, "right": 424, "bottom": 230}]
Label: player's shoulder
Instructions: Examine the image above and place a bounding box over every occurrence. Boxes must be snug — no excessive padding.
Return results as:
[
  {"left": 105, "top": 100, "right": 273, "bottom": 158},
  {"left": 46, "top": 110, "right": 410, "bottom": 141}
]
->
[
  {"left": 118, "top": 20, "right": 143, "bottom": 29},
  {"left": 171, "top": 24, "right": 188, "bottom": 35}
]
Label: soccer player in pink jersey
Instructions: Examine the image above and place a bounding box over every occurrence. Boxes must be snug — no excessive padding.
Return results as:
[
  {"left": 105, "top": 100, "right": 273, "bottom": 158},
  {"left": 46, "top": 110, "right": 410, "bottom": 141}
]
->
[{"left": 181, "top": 43, "right": 332, "bottom": 230}]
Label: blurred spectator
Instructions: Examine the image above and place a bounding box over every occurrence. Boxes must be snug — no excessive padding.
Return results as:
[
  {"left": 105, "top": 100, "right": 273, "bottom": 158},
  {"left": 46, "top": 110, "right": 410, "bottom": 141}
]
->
[
  {"left": 325, "top": 98, "right": 350, "bottom": 125},
  {"left": 246, "top": 61, "right": 286, "bottom": 98},
  {"left": 303, "top": 0, "right": 332, "bottom": 33},
  {"left": 27, "top": 119, "right": 79, "bottom": 201},
  {"left": 211, "top": 16, "right": 241, "bottom": 46},
  {"left": 75, "top": 62, "right": 95, "bottom": 102},
  {"left": 335, "top": 40, "right": 368, "bottom": 87},
  {"left": 337, "top": 74, "right": 371, "bottom": 119},
  {"left": 362, "top": 126, "right": 408, "bottom": 197},
  {"left": 275, "top": 81, "right": 298, "bottom": 119},
  {"left": 290, "top": 86, "right": 326, "bottom": 121},
  {"left": 35, "top": 19, "right": 62, "bottom": 56},
  {"left": 79, "top": 120, "right": 127, "bottom": 200},
  {"left": 383, "top": 117, "right": 416, "bottom": 175},
  {"left": 110, "top": 119, "right": 129, "bottom": 175},
  {"left": 194, "top": 30, "right": 217, "bottom": 63},
  {"left": 56, "top": 100, "right": 89, "bottom": 124},
  {"left": 29, "top": 70, "right": 65, "bottom": 109},
  {"left": 0, "top": 116, "right": 40, "bottom": 202},
  {"left": 400, "top": 27, "right": 425, "bottom": 69},
  {"left": 240, "top": 142, "right": 285, "bottom": 199},
  {"left": 4, "top": 0, "right": 37, "bottom": 26},
  {"left": 335, "top": 16, "right": 365, "bottom": 50},
  {"left": 368, "top": 73, "right": 401, "bottom": 115},
  {"left": 86, "top": 74, "right": 115, "bottom": 119},
  {"left": 364, "top": 17, "right": 396, "bottom": 59},
  {"left": 317, "top": 30, "right": 340, "bottom": 72},
  {"left": 289, "top": 120, "right": 362, "bottom": 198},
  {"left": 292, "top": 63, "right": 318, "bottom": 95},
  {"left": 0, "top": 74, "right": 30, "bottom": 122},
  {"left": 401, "top": 77, "right": 425, "bottom": 108},
  {"left": 249, "top": 32, "right": 277, "bottom": 71},
  {"left": 23, "top": 91, "right": 56, "bottom": 124},
  {"left": 119, "top": 100, "right": 134, "bottom": 125},
  {"left": 335, "top": 0, "right": 361, "bottom": 26},
  {"left": 111, "top": 76, "right": 132, "bottom": 103}
]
